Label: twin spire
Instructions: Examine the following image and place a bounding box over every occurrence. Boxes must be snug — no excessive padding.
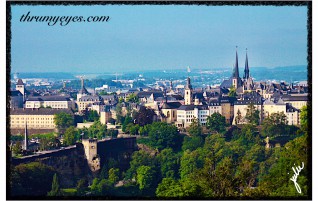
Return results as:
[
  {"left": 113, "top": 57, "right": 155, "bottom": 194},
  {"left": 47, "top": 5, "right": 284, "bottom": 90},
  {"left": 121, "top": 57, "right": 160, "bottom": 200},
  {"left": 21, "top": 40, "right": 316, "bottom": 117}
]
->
[{"left": 232, "top": 47, "right": 250, "bottom": 80}]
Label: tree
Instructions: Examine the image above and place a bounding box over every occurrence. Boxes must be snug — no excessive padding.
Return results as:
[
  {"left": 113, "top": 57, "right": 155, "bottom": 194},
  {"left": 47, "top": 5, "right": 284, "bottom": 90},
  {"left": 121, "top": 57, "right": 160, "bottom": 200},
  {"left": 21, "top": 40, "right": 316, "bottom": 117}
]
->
[
  {"left": 63, "top": 126, "right": 78, "bottom": 146},
  {"left": 235, "top": 109, "right": 242, "bottom": 124},
  {"left": 258, "top": 134, "right": 308, "bottom": 197},
  {"left": 261, "top": 112, "right": 289, "bottom": 137},
  {"left": 54, "top": 112, "right": 73, "bottom": 133},
  {"left": 47, "top": 173, "right": 60, "bottom": 196},
  {"left": 87, "top": 110, "right": 100, "bottom": 122},
  {"left": 188, "top": 118, "right": 202, "bottom": 137},
  {"left": 11, "top": 162, "right": 55, "bottom": 196},
  {"left": 182, "top": 136, "right": 204, "bottom": 152},
  {"left": 86, "top": 121, "right": 107, "bottom": 139},
  {"left": 125, "top": 150, "right": 154, "bottom": 179},
  {"left": 108, "top": 168, "right": 120, "bottom": 186},
  {"left": 156, "top": 178, "right": 184, "bottom": 197},
  {"left": 122, "top": 115, "right": 133, "bottom": 132},
  {"left": 156, "top": 148, "right": 180, "bottom": 178},
  {"left": 133, "top": 107, "right": 155, "bottom": 126},
  {"left": 148, "top": 122, "right": 179, "bottom": 150},
  {"left": 115, "top": 103, "right": 124, "bottom": 124},
  {"left": 136, "top": 165, "right": 156, "bottom": 191},
  {"left": 180, "top": 149, "right": 204, "bottom": 179},
  {"left": 229, "top": 86, "right": 237, "bottom": 97},
  {"left": 300, "top": 105, "right": 308, "bottom": 133},
  {"left": 245, "top": 104, "right": 260, "bottom": 125},
  {"left": 127, "top": 93, "right": 139, "bottom": 103},
  {"left": 108, "top": 168, "right": 119, "bottom": 185},
  {"left": 206, "top": 113, "right": 226, "bottom": 133},
  {"left": 12, "top": 141, "right": 22, "bottom": 156},
  {"left": 76, "top": 178, "right": 87, "bottom": 196}
]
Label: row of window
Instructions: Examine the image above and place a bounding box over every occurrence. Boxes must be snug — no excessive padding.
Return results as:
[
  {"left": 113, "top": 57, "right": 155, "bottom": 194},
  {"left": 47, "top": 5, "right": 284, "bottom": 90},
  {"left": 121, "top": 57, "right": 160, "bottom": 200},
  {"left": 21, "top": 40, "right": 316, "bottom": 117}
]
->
[
  {"left": 11, "top": 121, "right": 53, "bottom": 124},
  {"left": 12, "top": 117, "right": 54, "bottom": 120}
]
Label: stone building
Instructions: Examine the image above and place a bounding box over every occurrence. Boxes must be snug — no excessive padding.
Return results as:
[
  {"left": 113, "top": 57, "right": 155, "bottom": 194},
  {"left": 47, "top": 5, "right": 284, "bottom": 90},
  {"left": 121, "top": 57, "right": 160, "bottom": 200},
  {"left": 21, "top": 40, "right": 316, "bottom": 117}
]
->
[
  {"left": 10, "top": 108, "right": 74, "bottom": 134},
  {"left": 25, "top": 96, "right": 74, "bottom": 109}
]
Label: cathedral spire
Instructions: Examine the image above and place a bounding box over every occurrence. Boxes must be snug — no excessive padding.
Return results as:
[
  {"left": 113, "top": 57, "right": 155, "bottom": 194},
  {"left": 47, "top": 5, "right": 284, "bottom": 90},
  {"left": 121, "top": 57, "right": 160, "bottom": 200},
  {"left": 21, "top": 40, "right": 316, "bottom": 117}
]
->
[
  {"left": 244, "top": 48, "right": 250, "bottom": 80},
  {"left": 233, "top": 46, "right": 240, "bottom": 78}
]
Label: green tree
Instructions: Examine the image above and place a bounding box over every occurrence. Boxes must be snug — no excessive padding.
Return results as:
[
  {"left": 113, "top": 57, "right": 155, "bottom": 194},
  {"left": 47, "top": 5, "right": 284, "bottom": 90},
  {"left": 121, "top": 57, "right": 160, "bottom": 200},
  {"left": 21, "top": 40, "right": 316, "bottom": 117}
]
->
[
  {"left": 258, "top": 134, "right": 308, "bottom": 197},
  {"left": 47, "top": 173, "right": 60, "bottom": 196},
  {"left": 76, "top": 178, "right": 87, "bottom": 196},
  {"left": 86, "top": 121, "right": 107, "bottom": 139},
  {"left": 229, "top": 86, "right": 237, "bottom": 97},
  {"left": 300, "top": 105, "right": 308, "bottom": 133},
  {"left": 261, "top": 112, "right": 289, "bottom": 137},
  {"left": 11, "top": 162, "right": 55, "bottom": 196},
  {"left": 108, "top": 168, "right": 120, "bottom": 186},
  {"left": 148, "top": 122, "right": 179, "bottom": 150},
  {"left": 156, "top": 177, "right": 184, "bottom": 197},
  {"left": 12, "top": 141, "right": 22, "bottom": 156},
  {"left": 206, "top": 113, "right": 226, "bottom": 133},
  {"left": 180, "top": 149, "right": 204, "bottom": 179},
  {"left": 115, "top": 103, "right": 123, "bottom": 124},
  {"left": 136, "top": 165, "right": 156, "bottom": 191},
  {"left": 122, "top": 115, "right": 133, "bottom": 132},
  {"left": 125, "top": 150, "right": 154, "bottom": 179},
  {"left": 245, "top": 103, "right": 260, "bottom": 125},
  {"left": 127, "top": 93, "right": 139, "bottom": 103},
  {"left": 182, "top": 135, "right": 204, "bottom": 152},
  {"left": 188, "top": 118, "right": 202, "bottom": 137},
  {"left": 87, "top": 110, "right": 100, "bottom": 122},
  {"left": 235, "top": 109, "right": 242, "bottom": 124},
  {"left": 156, "top": 148, "right": 180, "bottom": 178},
  {"left": 63, "top": 126, "right": 78, "bottom": 146},
  {"left": 54, "top": 112, "right": 73, "bottom": 133}
]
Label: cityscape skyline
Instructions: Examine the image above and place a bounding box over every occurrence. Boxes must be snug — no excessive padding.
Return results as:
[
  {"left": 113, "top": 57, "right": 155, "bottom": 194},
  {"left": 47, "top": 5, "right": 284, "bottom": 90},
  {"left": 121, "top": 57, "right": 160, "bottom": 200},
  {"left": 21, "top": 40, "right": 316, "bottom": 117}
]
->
[{"left": 11, "top": 5, "right": 308, "bottom": 73}]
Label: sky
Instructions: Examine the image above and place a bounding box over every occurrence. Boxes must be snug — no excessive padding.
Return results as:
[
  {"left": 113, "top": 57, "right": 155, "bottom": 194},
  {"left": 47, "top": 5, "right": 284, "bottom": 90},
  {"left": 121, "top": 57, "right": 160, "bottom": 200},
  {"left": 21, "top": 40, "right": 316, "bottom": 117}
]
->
[{"left": 10, "top": 5, "right": 308, "bottom": 73}]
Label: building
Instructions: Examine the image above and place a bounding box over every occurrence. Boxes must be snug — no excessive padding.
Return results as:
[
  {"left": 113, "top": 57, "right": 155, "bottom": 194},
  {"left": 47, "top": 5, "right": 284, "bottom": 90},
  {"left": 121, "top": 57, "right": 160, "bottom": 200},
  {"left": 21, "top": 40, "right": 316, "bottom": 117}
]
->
[
  {"left": 77, "top": 77, "right": 90, "bottom": 101},
  {"left": 286, "top": 104, "right": 300, "bottom": 126},
  {"left": 161, "top": 101, "right": 182, "bottom": 124},
  {"left": 184, "top": 77, "right": 193, "bottom": 105},
  {"left": 176, "top": 105, "right": 209, "bottom": 128},
  {"left": 208, "top": 96, "right": 235, "bottom": 124},
  {"left": 281, "top": 94, "right": 308, "bottom": 110},
  {"left": 263, "top": 98, "right": 286, "bottom": 118},
  {"left": 77, "top": 95, "right": 102, "bottom": 112},
  {"left": 25, "top": 96, "right": 74, "bottom": 109},
  {"left": 10, "top": 90, "right": 24, "bottom": 108},
  {"left": 220, "top": 48, "right": 243, "bottom": 90},
  {"left": 10, "top": 108, "right": 74, "bottom": 132},
  {"left": 232, "top": 91, "right": 264, "bottom": 125},
  {"left": 16, "top": 79, "right": 26, "bottom": 101}
]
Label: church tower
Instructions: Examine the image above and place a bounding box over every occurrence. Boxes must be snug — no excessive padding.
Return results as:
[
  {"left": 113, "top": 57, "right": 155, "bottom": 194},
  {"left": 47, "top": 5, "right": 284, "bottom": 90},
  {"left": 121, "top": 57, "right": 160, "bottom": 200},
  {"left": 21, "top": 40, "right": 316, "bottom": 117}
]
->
[
  {"left": 184, "top": 77, "right": 193, "bottom": 105},
  {"left": 77, "top": 76, "right": 89, "bottom": 101},
  {"left": 16, "top": 79, "right": 25, "bottom": 101},
  {"left": 232, "top": 47, "right": 241, "bottom": 89},
  {"left": 243, "top": 48, "right": 250, "bottom": 81}
]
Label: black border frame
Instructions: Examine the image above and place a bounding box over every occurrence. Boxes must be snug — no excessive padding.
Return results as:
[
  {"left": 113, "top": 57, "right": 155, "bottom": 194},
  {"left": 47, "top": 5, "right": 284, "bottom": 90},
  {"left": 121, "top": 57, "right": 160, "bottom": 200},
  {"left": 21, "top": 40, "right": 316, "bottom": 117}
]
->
[{"left": 6, "top": 1, "right": 312, "bottom": 200}]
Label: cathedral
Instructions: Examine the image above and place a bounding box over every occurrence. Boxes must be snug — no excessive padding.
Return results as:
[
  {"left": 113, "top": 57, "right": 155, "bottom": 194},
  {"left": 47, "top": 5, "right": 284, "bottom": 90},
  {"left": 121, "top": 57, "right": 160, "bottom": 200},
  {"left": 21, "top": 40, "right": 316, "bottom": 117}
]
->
[{"left": 220, "top": 48, "right": 254, "bottom": 94}]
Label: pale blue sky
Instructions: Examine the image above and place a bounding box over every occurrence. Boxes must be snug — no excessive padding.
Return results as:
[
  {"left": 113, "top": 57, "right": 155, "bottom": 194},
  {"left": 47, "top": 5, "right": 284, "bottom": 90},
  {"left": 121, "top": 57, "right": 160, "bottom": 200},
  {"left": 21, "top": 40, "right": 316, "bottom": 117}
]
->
[{"left": 11, "top": 5, "right": 308, "bottom": 73}]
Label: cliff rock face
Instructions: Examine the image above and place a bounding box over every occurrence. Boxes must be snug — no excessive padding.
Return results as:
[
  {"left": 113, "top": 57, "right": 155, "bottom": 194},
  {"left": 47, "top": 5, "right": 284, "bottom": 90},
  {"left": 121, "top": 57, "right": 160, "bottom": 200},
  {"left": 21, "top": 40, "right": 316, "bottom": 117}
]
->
[
  {"left": 12, "top": 143, "right": 90, "bottom": 187},
  {"left": 11, "top": 137, "right": 138, "bottom": 188}
]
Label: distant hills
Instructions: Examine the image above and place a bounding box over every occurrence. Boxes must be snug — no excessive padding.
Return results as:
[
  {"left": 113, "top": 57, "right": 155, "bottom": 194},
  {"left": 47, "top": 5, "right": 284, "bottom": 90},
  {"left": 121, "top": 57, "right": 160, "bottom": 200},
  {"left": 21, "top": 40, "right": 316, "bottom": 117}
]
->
[{"left": 10, "top": 65, "right": 308, "bottom": 84}]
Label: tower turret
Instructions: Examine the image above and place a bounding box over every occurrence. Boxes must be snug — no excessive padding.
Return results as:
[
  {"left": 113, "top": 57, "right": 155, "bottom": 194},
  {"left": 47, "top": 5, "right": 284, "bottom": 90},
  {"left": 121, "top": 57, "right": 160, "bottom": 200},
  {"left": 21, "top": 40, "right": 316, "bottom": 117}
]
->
[
  {"left": 184, "top": 77, "right": 193, "bottom": 105},
  {"left": 243, "top": 48, "right": 250, "bottom": 80}
]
